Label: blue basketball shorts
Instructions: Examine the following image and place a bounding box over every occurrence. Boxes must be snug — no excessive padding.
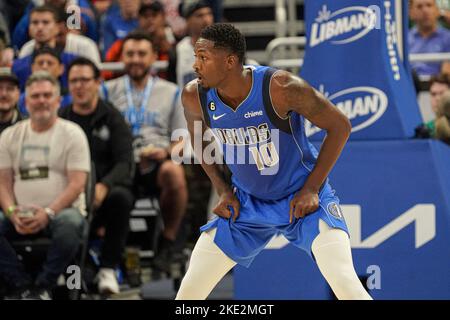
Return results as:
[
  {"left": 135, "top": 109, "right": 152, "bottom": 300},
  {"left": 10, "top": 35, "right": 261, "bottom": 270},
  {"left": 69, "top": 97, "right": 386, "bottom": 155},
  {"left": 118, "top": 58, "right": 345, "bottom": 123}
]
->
[{"left": 200, "top": 183, "right": 349, "bottom": 268}]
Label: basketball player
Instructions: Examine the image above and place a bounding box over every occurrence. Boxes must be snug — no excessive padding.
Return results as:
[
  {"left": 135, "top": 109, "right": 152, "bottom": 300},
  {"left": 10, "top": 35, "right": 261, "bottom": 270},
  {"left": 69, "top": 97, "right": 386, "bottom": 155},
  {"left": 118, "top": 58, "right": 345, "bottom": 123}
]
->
[{"left": 176, "top": 23, "right": 372, "bottom": 300}]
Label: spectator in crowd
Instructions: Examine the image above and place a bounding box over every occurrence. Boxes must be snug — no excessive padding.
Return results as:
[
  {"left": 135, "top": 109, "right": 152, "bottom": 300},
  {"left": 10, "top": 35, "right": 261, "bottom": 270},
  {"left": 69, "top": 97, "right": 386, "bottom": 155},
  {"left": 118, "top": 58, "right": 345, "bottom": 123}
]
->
[
  {"left": 19, "top": 8, "right": 101, "bottom": 68},
  {"left": 415, "top": 73, "right": 450, "bottom": 137},
  {"left": 435, "top": 89, "right": 450, "bottom": 143},
  {"left": 0, "top": 70, "right": 22, "bottom": 134},
  {"left": 12, "top": 0, "right": 98, "bottom": 51},
  {"left": 18, "top": 46, "right": 73, "bottom": 116},
  {"left": 101, "top": 31, "right": 188, "bottom": 273},
  {"left": 168, "top": 0, "right": 213, "bottom": 86},
  {"left": 428, "top": 74, "right": 450, "bottom": 135},
  {"left": 0, "top": 71, "right": 90, "bottom": 299},
  {"left": 12, "top": 5, "right": 79, "bottom": 90},
  {"left": 103, "top": 1, "right": 176, "bottom": 80},
  {"left": 60, "top": 57, "right": 134, "bottom": 295},
  {"left": 102, "top": 0, "right": 140, "bottom": 57},
  {"left": 140, "top": 1, "right": 176, "bottom": 56},
  {"left": 409, "top": 0, "right": 450, "bottom": 76}
]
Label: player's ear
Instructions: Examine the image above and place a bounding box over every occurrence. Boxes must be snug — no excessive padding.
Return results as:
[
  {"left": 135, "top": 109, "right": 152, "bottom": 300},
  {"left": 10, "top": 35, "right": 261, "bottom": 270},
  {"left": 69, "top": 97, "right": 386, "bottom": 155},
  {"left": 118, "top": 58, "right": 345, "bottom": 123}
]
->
[{"left": 225, "top": 53, "right": 237, "bottom": 68}]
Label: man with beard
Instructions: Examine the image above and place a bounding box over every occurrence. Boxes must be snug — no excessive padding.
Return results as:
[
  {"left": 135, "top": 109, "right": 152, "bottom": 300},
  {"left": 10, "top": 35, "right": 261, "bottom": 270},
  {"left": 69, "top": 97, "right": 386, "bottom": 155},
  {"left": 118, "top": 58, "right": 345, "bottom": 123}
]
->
[
  {"left": 102, "top": 31, "right": 188, "bottom": 274},
  {"left": 103, "top": 1, "right": 176, "bottom": 80},
  {"left": 0, "top": 70, "right": 22, "bottom": 134},
  {"left": 0, "top": 71, "right": 90, "bottom": 299}
]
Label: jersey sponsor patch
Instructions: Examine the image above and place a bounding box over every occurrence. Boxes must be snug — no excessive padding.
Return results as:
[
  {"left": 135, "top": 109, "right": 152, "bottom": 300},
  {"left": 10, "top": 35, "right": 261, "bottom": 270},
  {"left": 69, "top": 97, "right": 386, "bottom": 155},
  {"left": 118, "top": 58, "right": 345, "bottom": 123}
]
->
[{"left": 327, "top": 202, "right": 344, "bottom": 220}]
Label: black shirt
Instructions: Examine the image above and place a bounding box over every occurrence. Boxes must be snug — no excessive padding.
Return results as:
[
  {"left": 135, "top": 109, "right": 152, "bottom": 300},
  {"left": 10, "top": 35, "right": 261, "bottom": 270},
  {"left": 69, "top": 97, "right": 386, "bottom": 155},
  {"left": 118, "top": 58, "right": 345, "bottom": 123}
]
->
[
  {"left": 59, "top": 99, "right": 134, "bottom": 189},
  {"left": 0, "top": 109, "right": 23, "bottom": 134}
]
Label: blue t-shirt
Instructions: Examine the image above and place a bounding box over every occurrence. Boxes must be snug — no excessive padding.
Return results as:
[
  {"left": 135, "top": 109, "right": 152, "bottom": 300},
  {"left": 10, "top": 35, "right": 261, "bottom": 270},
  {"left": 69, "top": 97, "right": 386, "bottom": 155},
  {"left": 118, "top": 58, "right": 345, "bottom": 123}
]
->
[
  {"left": 408, "top": 26, "right": 450, "bottom": 76},
  {"left": 12, "top": 52, "right": 79, "bottom": 91},
  {"left": 101, "top": 5, "right": 138, "bottom": 57},
  {"left": 12, "top": 0, "right": 98, "bottom": 51},
  {"left": 198, "top": 65, "right": 326, "bottom": 200}
]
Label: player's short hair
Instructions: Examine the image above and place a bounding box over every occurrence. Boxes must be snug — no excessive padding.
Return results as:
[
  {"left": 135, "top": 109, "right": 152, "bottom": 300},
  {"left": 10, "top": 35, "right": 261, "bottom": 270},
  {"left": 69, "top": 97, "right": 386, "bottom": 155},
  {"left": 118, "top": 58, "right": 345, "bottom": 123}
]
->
[
  {"left": 67, "top": 57, "right": 101, "bottom": 80},
  {"left": 122, "top": 30, "right": 158, "bottom": 52},
  {"left": 200, "top": 23, "right": 246, "bottom": 63}
]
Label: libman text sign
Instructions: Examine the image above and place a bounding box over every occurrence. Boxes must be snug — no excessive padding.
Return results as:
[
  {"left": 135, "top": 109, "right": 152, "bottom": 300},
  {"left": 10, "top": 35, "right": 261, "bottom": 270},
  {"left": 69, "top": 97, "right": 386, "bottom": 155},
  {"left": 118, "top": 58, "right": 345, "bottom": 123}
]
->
[{"left": 301, "top": 0, "right": 422, "bottom": 140}]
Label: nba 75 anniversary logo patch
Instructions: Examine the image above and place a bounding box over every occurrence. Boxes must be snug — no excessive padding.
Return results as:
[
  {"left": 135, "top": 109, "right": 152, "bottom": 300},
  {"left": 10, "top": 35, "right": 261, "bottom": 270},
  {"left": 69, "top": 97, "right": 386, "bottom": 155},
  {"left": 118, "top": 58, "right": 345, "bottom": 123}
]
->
[{"left": 327, "top": 202, "right": 344, "bottom": 220}]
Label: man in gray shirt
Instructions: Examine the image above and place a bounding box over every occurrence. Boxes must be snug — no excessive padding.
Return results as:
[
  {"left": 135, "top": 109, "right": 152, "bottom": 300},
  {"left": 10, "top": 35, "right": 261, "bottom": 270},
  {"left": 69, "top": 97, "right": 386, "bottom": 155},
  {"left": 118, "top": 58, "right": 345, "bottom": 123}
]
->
[
  {"left": 0, "top": 71, "right": 90, "bottom": 299},
  {"left": 102, "top": 31, "right": 187, "bottom": 273}
]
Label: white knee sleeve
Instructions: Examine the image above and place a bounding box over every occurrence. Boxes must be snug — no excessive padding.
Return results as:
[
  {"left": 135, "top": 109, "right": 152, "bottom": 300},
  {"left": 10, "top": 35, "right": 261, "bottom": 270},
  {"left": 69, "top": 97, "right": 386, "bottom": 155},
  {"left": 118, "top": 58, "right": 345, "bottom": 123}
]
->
[
  {"left": 176, "top": 228, "right": 236, "bottom": 300},
  {"left": 312, "top": 220, "right": 372, "bottom": 300}
]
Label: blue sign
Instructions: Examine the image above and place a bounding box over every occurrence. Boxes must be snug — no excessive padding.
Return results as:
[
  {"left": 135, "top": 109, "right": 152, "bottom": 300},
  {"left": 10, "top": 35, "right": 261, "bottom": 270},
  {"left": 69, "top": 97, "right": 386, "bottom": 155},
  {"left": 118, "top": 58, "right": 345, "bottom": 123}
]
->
[
  {"left": 300, "top": 0, "right": 422, "bottom": 140},
  {"left": 234, "top": 140, "right": 450, "bottom": 299}
]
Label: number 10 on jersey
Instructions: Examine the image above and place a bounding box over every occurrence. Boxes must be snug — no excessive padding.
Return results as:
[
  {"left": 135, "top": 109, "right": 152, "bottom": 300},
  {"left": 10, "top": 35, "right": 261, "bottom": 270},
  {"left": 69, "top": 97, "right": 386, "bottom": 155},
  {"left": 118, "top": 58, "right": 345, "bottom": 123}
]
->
[{"left": 249, "top": 142, "right": 280, "bottom": 171}]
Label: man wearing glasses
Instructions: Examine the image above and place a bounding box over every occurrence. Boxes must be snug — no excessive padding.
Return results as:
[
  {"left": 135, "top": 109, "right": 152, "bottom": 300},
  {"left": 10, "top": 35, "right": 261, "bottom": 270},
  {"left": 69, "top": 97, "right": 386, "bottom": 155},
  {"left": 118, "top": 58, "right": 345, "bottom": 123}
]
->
[{"left": 59, "top": 57, "right": 134, "bottom": 295}]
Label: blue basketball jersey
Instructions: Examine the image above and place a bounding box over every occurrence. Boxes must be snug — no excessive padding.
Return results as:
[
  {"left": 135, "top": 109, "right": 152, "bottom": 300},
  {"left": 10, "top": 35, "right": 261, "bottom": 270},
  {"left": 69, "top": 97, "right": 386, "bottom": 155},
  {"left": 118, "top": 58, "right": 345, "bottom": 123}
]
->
[{"left": 198, "top": 65, "right": 327, "bottom": 200}]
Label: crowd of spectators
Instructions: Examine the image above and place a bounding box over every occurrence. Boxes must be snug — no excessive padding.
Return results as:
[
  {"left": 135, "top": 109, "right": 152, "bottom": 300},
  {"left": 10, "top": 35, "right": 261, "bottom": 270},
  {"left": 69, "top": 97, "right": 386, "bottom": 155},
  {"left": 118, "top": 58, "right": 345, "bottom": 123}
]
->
[{"left": 0, "top": 0, "right": 217, "bottom": 299}]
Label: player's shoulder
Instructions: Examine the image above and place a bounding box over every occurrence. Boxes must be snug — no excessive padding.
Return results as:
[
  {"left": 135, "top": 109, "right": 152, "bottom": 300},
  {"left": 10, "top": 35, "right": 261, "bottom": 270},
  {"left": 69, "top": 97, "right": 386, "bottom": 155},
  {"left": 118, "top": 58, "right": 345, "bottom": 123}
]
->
[
  {"left": 269, "top": 69, "right": 309, "bottom": 100},
  {"left": 181, "top": 80, "right": 199, "bottom": 102},
  {"left": 181, "top": 80, "right": 205, "bottom": 115},
  {"left": 270, "top": 69, "right": 299, "bottom": 89}
]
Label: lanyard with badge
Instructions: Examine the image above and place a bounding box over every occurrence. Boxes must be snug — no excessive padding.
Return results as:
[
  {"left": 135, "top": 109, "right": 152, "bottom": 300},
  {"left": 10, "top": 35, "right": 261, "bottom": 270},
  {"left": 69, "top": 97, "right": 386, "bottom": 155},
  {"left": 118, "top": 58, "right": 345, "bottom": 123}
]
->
[{"left": 124, "top": 75, "right": 155, "bottom": 136}]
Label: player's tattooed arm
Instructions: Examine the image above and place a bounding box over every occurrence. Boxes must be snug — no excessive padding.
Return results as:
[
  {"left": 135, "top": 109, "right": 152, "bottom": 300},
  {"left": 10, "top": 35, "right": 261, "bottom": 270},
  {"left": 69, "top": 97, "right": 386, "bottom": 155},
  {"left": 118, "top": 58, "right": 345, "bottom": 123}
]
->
[
  {"left": 270, "top": 70, "right": 348, "bottom": 128},
  {"left": 271, "top": 71, "right": 351, "bottom": 219},
  {"left": 181, "top": 81, "right": 240, "bottom": 221}
]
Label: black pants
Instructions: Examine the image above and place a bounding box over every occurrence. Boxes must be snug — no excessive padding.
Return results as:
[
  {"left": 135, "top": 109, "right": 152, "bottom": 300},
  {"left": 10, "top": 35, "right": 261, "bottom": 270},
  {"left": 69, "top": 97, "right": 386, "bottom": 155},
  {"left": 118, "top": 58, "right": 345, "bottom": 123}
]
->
[{"left": 91, "top": 186, "right": 134, "bottom": 269}]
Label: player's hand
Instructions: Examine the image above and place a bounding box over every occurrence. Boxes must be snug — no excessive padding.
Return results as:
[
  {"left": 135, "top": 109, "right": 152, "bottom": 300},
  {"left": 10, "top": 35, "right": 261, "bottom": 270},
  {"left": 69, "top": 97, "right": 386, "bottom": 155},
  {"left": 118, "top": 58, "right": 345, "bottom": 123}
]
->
[
  {"left": 214, "top": 189, "right": 240, "bottom": 222},
  {"left": 289, "top": 187, "right": 319, "bottom": 223}
]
